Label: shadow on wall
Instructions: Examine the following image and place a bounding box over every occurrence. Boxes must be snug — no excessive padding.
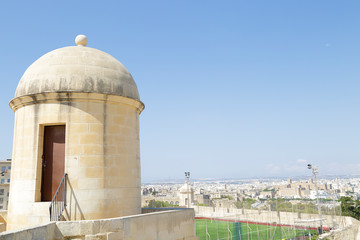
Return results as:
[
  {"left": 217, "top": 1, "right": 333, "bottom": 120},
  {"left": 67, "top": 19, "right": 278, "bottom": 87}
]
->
[
  {"left": 0, "top": 215, "right": 6, "bottom": 230},
  {"left": 64, "top": 179, "right": 85, "bottom": 220}
]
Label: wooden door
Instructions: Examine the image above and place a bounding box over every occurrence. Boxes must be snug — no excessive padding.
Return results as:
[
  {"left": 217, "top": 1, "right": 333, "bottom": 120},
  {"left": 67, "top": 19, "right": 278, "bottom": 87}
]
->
[{"left": 41, "top": 125, "right": 65, "bottom": 201}]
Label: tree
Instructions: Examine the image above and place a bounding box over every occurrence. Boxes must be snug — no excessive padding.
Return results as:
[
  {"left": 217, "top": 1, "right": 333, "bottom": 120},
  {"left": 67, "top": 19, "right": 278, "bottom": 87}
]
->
[
  {"left": 235, "top": 198, "right": 256, "bottom": 209},
  {"left": 340, "top": 196, "right": 360, "bottom": 220},
  {"left": 146, "top": 200, "right": 177, "bottom": 208}
]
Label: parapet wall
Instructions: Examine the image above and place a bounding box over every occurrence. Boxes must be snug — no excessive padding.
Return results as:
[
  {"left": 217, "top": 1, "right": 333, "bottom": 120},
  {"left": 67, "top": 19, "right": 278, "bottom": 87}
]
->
[
  {"left": 195, "top": 206, "right": 347, "bottom": 229},
  {"left": 0, "top": 209, "right": 198, "bottom": 240},
  {"left": 319, "top": 222, "right": 360, "bottom": 240},
  {"left": 195, "top": 206, "right": 360, "bottom": 240}
]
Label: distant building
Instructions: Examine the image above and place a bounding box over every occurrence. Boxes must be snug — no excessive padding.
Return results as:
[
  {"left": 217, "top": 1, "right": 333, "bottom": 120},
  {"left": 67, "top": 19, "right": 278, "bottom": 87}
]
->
[
  {"left": 179, "top": 183, "right": 194, "bottom": 207},
  {"left": 259, "top": 189, "right": 275, "bottom": 199},
  {"left": 195, "top": 194, "right": 211, "bottom": 206},
  {"left": 212, "top": 198, "right": 236, "bottom": 209},
  {"left": 0, "top": 159, "right": 11, "bottom": 210},
  {"left": 276, "top": 178, "right": 333, "bottom": 199}
]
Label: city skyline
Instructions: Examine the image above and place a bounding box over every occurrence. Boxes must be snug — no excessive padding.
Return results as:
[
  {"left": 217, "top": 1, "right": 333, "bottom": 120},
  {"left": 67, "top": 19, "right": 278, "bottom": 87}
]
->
[{"left": 0, "top": 1, "right": 360, "bottom": 182}]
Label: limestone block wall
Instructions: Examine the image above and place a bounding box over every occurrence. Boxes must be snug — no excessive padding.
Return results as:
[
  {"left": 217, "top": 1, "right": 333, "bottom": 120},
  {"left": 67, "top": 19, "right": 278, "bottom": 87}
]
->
[
  {"left": 319, "top": 218, "right": 360, "bottom": 240},
  {"left": 195, "top": 206, "right": 347, "bottom": 230},
  {"left": 0, "top": 209, "right": 198, "bottom": 240},
  {"left": 7, "top": 92, "right": 144, "bottom": 230}
]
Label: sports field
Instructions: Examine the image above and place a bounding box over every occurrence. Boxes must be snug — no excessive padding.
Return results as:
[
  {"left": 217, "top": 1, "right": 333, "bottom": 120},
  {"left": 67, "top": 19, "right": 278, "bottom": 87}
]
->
[{"left": 196, "top": 218, "right": 317, "bottom": 240}]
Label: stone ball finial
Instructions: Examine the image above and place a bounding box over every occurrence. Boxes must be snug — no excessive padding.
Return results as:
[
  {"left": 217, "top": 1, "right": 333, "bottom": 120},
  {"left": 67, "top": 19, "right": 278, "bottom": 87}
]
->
[{"left": 75, "top": 35, "right": 88, "bottom": 46}]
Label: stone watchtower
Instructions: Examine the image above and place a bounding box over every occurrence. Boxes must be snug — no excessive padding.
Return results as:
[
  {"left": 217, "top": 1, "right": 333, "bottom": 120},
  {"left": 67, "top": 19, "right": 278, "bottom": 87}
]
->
[{"left": 7, "top": 35, "right": 144, "bottom": 230}]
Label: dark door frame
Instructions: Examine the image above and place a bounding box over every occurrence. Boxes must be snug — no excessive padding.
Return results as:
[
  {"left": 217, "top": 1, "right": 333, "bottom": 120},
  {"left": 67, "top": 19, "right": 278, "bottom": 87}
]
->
[{"left": 41, "top": 125, "right": 65, "bottom": 202}]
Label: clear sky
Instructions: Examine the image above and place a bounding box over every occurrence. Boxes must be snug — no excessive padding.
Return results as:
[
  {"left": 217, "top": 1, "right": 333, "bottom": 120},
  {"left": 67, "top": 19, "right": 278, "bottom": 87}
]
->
[{"left": 0, "top": 1, "right": 359, "bottom": 181}]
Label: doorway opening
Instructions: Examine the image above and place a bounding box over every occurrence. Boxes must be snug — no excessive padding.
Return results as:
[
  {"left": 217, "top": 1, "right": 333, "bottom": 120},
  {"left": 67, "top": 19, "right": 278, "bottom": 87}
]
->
[{"left": 41, "top": 125, "right": 65, "bottom": 201}]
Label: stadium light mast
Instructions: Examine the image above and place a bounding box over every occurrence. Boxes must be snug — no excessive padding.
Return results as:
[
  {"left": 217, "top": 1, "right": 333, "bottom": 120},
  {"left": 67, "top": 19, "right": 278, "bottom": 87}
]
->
[
  {"left": 185, "top": 172, "right": 190, "bottom": 208},
  {"left": 307, "top": 164, "right": 323, "bottom": 234}
]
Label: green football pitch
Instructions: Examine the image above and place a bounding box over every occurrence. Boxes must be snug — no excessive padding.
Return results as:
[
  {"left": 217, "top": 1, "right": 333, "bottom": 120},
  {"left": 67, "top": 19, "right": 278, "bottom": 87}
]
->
[{"left": 196, "top": 218, "right": 317, "bottom": 240}]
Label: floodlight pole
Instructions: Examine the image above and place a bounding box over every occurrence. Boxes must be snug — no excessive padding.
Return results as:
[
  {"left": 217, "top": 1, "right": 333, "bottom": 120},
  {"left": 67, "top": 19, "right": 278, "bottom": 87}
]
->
[
  {"left": 308, "top": 165, "right": 322, "bottom": 234},
  {"left": 185, "top": 172, "right": 190, "bottom": 208}
]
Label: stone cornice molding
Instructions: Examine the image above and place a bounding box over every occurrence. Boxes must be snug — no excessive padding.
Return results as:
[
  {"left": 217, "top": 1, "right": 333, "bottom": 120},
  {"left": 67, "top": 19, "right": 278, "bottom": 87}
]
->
[{"left": 9, "top": 92, "right": 145, "bottom": 114}]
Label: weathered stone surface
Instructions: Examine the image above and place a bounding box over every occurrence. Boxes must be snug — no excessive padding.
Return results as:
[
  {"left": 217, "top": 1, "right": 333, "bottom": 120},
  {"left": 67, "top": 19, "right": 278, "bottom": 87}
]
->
[
  {"left": 57, "top": 221, "right": 81, "bottom": 237},
  {"left": 8, "top": 92, "right": 143, "bottom": 230},
  {"left": 99, "top": 218, "right": 124, "bottom": 233},
  {"left": 106, "top": 231, "right": 123, "bottom": 240},
  {"left": 0, "top": 210, "right": 198, "bottom": 240},
  {"left": 0, "top": 232, "right": 14, "bottom": 240},
  {"left": 15, "top": 46, "right": 140, "bottom": 101},
  {"left": 0, "top": 223, "right": 5, "bottom": 233},
  {"left": 79, "top": 220, "right": 100, "bottom": 236},
  {"left": 84, "top": 233, "right": 106, "bottom": 240}
]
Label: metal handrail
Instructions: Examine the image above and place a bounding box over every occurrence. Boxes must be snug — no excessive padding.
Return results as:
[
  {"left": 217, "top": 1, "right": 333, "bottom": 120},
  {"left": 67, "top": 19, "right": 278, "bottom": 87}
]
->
[{"left": 49, "top": 173, "right": 67, "bottom": 221}]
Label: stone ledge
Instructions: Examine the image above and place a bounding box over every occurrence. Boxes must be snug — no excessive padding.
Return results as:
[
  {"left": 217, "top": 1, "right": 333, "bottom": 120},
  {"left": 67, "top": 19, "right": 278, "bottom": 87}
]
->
[
  {"left": 0, "top": 209, "right": 197, "bottom": 240},
  {"left": 9, "top": 92, "right": 145, "bottom": 114}
]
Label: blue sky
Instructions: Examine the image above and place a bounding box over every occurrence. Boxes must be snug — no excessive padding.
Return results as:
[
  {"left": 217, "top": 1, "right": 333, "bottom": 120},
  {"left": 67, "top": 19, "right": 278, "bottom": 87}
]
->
[{"left": 0, "top": 1, "right": 360, "bottom": 181}]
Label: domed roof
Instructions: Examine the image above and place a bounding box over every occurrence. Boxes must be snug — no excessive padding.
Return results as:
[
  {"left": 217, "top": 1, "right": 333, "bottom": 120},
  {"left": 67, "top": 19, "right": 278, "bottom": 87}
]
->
[{"left": 15, "top": 36, "right": 140, "bottom": 101}]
